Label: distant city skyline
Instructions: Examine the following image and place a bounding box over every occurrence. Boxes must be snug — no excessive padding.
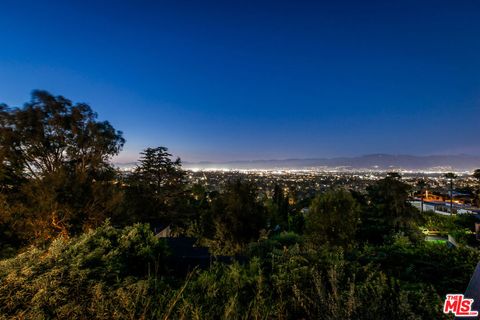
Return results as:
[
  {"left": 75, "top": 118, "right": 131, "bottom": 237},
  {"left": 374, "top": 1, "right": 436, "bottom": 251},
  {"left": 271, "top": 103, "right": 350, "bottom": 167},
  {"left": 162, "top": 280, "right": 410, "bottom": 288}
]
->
[
  {"left": 114, "top": 153, "right": 480, "bottom": 173},
  {"left": 1, "top": 0, "right": 479, "bottom": 162}
]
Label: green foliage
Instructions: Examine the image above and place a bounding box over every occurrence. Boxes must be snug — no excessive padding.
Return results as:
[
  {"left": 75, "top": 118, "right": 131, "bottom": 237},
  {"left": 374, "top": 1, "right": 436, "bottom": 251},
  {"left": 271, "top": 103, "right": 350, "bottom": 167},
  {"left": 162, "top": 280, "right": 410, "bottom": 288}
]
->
[
  {"left": 0, "top": 90, "right": 124, "bottom": 179},
  {"left": 420, "top": 210, "right": 457, "bottom": 234},
  {"left": 359, "top": 241, "right": 480, "bottom": 295},
  {"left": 267, "top": 247, "right": 442, "bottom": 320},
  {"left": 177, "top": 259, "right": 270, "bottom": 319},
  {"left": 360, "top": 175, "right": 422, "bottom": 243},
  {"left": 287, "top": 211, "right": 305, "bottom": 234},
  {"left": 177, "top": 245, "right": 445, "bottom": 320},
  {"left": 0, "top": 223, "right": 168, "bottom": 319},
  {"left": 247, "top": 231, "right": 303, "bottom": 259},
  {"left": 121, "top": 147, "right": 188, "bottom": 225},
  {"left": 0, "top": 224, "right": 455, "bottom": 320},
  {"left": 202, "top": 180, "right": 268, "bottom": 254},
  {"left": 420, "top": 211, "right": 477, "bottom": 246},
  {"left": 0, "top": 91, "right": 125, "bottom": 245},
  {"left": 266, "top": 184, "right": 290, "bottom": 230},
  {"left": 306, "top": 189, "right": 360, "bottom": 247},
  {"left": 63, "top": 222, "right": 168, "bottom": 280}
]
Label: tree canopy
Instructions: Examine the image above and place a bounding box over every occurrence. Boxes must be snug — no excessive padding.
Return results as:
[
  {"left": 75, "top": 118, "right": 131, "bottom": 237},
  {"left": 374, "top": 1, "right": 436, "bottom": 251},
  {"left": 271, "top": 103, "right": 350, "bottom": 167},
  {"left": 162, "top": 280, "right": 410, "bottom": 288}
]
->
[
  {"left": 306, "top": 189, "right": 360, "bottom": 247},
  {"left": 0, "top": 91, "right": 125, "bottom": 245},
  {"left": 360, "top": 174, "right": 421, "bottom": 243},
  {"left": 0, "top": 90, "right": 124, "bottom": 179},
  {"left": 121, "top": 147, "right": 187, "bottom": 225},
  {"left": 202, "top": 180, "right": 267, "bottom": 253}
]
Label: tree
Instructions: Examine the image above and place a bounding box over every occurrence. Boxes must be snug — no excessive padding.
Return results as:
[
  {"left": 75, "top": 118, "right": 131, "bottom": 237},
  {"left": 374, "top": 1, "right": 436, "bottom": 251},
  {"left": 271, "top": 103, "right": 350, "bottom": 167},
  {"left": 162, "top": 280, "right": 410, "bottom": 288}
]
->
[
  {"left": 1, "top": 91, "right": 124, "bottom": 178},
  {"left": 474, "top": 169, "right": 480, "bottom": 182},
  {"left": 266, "top": 184, "right": 289, "bottom": 231},
  {"left": 208, "top": 180, "right": 267, "bottom": 252},
  {"left": 134, "top": 147, "right": 184, "bottom": 190},
  {"left": 444, "top": 172, "right": 457, "bottom": 215},
  {"left": 122, "top": 147, "right": 187, "bottom": 224},
  {"left": 0, "top": 91, "right": 125, "bottom": 243},
  {"left": 305, "top": 189, "right": 360, "bottom": 247},
  {"left": 360, "top": 174, "right": 421, "bottom": 243}
]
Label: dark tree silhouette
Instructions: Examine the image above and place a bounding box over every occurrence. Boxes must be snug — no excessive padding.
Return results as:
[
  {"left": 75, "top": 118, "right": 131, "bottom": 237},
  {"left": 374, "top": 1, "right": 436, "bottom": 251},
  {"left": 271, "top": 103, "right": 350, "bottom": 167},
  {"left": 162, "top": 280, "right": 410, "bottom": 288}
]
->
[
  {"left": 122, "top": 147, "right": 187, "bottom": 224},
  {"left": 0, "top": 91, "right": 125, "bottom": 242},
  {"left": 306, "top": 189, "right": 360, "bottom": 247},
  {"left": 1, "top": 90, "right": 124, "bottom": 178},
  {"left": 268, "top": 184, "right": 290, "bottom": 230},
  {"left": 208, "top": 180, "right": 267, "bottom": 252},
  {"left": 360, "top": 174, "right": 421, "bottom": 243},
  {"left": 474, "top": 169, "right": 480, "bottom": 182}
]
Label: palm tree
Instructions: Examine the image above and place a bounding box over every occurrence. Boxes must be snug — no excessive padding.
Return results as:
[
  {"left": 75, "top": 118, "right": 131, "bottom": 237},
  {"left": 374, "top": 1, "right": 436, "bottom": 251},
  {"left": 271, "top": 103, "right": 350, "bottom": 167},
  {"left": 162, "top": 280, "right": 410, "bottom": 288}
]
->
[
  {"left": 416, "top": 179, "right": 427, "bottom": 213},
  {"left": 444, "top": 172, "right": 457, "bottom": 215}
]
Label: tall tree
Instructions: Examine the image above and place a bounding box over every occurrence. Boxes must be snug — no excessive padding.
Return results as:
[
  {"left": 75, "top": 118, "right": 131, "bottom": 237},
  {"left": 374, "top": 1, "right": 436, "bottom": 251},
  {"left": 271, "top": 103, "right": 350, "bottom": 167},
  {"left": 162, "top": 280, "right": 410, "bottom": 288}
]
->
[
  {"left": 1, "top": 91, "right": 124, "bottom": 178},
  {"left": 305, "top": 189, "right": 360, "bottom": 247},
  {"left": 208, "top": 180, "right": 267, "bottom": 252},
  {"left": 360, "top": 174, "right": 421, "bottom": 243},
  {"left": 122, "top": 147, "right": 187, "bottom": 224},
  {"left": 267, "top": 184, "right": 290, "bottom": 230},
  {"left": 0, "top": 91, "right": 125, "bottom": 242}
]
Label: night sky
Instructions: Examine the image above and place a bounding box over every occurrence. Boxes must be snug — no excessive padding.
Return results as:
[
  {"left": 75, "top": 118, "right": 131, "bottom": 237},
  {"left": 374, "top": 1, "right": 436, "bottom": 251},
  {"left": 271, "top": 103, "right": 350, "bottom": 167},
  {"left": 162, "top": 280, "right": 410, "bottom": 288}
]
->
[{"left": 1, "top": 0, "right": 479, "bottom": 162}]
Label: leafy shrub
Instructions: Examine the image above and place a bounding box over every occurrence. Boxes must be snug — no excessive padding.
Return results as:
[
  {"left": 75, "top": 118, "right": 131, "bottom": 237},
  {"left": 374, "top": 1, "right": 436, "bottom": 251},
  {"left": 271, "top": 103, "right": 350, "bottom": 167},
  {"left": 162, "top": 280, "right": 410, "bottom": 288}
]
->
[
  {"left": 0, "top": 222, "right": 168, "bottom": 319},
  {"left": 0, "top": 224, "right": 456, "bottom": 319},
  {"left": 359, "top": 241, "right": 480, "bottom": 295}
]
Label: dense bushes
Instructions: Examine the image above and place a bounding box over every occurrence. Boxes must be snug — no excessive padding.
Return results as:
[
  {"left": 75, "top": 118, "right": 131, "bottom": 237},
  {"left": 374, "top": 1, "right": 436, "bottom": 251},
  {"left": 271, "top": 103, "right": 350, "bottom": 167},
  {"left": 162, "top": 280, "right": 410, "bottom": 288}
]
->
[
  {"left": 0, "top": 224, "right": 450, "bottom": 320},
  {"left": 359, "top": 240, "right": 480, "bottom": 295},
  {"left": 0, "top": 223, "right": 168, "bottom": 319}
]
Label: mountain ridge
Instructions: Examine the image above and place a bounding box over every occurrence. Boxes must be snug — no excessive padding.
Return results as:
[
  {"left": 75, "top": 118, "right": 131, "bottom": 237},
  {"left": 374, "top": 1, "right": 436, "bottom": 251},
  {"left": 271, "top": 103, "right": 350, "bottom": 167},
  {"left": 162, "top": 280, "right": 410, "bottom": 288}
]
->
[{"left": 177, "top": 154, "right": 480, "bottom": 170}]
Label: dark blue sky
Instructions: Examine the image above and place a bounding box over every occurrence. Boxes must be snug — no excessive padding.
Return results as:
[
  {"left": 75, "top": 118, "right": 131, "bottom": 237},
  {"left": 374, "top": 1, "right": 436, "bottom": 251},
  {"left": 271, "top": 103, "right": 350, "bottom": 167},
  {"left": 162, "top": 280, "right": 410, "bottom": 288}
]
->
[{"left": 1, "top": 0, "right": 479, "bottom": 162}]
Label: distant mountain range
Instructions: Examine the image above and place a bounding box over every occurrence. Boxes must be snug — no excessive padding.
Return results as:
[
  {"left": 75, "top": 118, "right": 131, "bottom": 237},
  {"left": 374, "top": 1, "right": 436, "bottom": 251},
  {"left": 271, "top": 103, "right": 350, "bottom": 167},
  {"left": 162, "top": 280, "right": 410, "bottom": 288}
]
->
[{"left": 174, "top": 154, "right": 480, "bottom": 171}]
